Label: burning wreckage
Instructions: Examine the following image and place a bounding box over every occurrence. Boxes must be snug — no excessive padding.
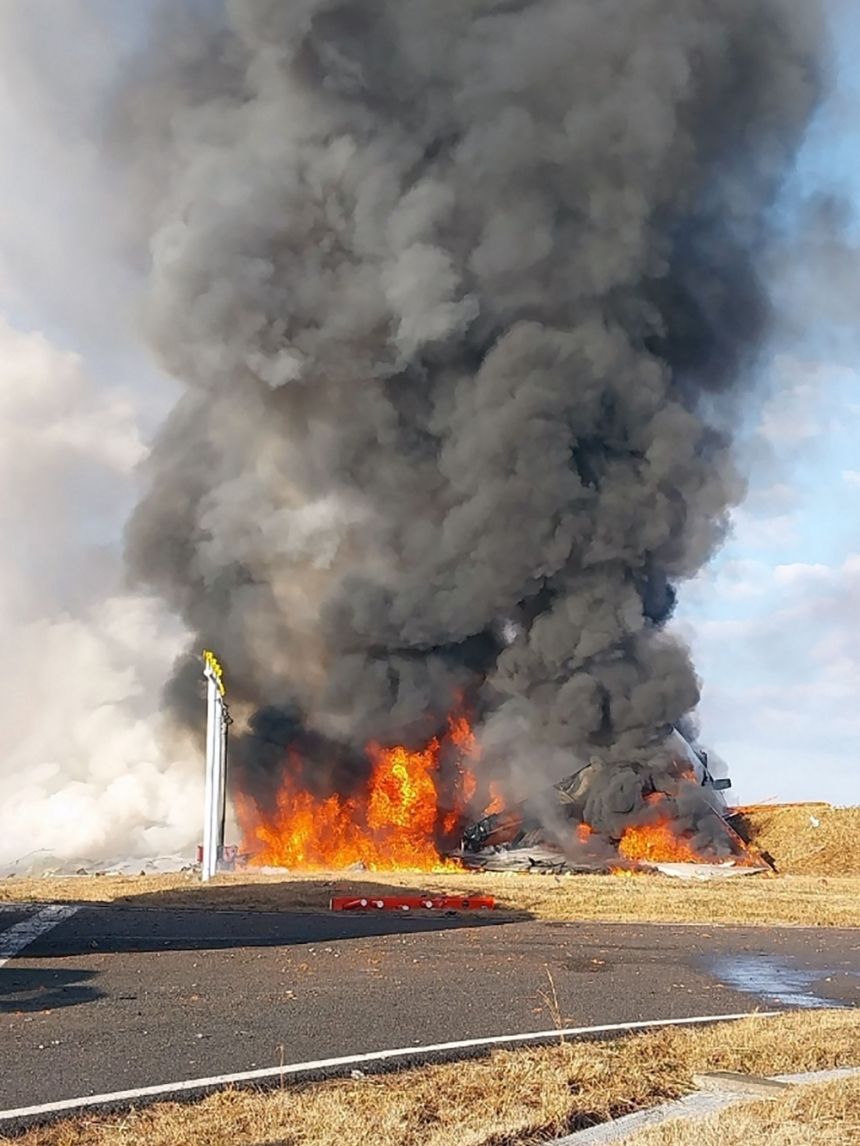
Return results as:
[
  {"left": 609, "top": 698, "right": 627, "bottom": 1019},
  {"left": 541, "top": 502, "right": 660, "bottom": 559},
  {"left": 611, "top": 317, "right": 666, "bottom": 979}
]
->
[
  {"left": 228, "top": 707, "right": 765, "bottom": 878},
  {"left": 455, "top": 730, "right": 755, "bottom": 876}
]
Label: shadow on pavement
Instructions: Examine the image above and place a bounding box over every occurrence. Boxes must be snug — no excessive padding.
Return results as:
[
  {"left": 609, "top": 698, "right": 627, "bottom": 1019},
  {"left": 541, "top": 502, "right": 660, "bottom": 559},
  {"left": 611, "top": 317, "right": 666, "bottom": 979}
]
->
[
  {"left": 116, "top": 875, "right": 517, "bottom": 914},
  {"left": 21, "top": 877, "right": 532, "bottom": 959},
  {"left": 0, "top": 965, "right": 104, "bottom": 1013}
]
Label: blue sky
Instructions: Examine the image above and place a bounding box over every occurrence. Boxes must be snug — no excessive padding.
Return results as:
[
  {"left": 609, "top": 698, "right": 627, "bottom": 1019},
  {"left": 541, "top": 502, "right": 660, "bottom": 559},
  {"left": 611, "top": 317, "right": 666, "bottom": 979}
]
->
[{"left": 674, "top": 0, "right": 860, "bottom": 805}]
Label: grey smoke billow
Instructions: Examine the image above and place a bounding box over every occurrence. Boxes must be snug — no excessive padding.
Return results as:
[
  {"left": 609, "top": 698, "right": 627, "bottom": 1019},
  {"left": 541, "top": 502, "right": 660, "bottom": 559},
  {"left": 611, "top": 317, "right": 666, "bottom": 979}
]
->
[{"left": 124, "top": 0, "right": 826, "bottom": 842}]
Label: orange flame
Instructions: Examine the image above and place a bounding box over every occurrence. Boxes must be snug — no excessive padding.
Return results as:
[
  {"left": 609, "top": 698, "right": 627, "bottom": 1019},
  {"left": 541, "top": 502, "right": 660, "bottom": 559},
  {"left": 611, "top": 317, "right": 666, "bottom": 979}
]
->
[
  {"left": 614, "top": 789, "right": 704, "bottom": 864},
  {"left": 615, "top": 788, "right": 755, "bottom": 867},
  {"left": 484, "top": 781, "right": 505, "bottom": 816},
  {"left": 441, "top": 714, "right": 479, "bottom": 834},
  {"left": 237, "top": 714, "right": 479, "bottom": 871},
  {"left": 617, "top": 818, "right": 702, "bottom": 864}
]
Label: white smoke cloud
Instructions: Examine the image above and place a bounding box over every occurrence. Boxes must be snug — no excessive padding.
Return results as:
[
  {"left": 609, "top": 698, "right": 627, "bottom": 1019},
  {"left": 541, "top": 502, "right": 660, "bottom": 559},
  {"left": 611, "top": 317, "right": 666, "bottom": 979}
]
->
[
  {"left": 0, "top": 317, "right": 198, "bottom": 870},
  {"left": 0, "top": 1, "right": 204, "bottom": 870}
]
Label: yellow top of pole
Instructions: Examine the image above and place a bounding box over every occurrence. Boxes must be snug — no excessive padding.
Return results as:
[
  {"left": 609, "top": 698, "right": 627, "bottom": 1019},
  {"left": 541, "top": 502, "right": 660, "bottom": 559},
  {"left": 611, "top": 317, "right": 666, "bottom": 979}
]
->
[{"left": 202, "top": 649, "right": 226, "bottom": 696}]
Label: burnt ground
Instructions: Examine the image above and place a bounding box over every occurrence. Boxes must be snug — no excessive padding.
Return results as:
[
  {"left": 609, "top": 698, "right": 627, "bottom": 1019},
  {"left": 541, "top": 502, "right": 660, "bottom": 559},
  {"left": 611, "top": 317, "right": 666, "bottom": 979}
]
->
[{"left": 0, "top": 903, "right": 857, "bottom": 1119}]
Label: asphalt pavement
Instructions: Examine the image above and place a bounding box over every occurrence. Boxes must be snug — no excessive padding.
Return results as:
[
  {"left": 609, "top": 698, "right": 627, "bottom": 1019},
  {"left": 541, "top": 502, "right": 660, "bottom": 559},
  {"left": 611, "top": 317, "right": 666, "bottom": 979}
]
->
[{"left": 1, "top": 901, "right": 858, "bottom": 1118}]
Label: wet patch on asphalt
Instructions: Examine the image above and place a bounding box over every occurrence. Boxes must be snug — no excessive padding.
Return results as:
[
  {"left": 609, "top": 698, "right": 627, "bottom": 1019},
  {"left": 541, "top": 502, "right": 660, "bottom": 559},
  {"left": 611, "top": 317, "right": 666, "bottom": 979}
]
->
[{"left": 706, "top": 953, "right": 860, "bottom": 1009}]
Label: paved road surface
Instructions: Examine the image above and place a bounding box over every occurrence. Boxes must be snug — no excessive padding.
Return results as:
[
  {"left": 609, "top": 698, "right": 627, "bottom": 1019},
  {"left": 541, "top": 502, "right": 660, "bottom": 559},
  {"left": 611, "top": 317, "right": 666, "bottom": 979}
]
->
[{"left": 1, "top": 903, "right": 857, "bottom": 1115}]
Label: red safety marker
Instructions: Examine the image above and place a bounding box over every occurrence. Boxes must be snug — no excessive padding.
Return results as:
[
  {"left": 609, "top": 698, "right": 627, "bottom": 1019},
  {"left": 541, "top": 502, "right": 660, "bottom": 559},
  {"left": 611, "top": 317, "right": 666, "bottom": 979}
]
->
[{"left": 330, "top": 894, "right": 495, "bottom": 912}]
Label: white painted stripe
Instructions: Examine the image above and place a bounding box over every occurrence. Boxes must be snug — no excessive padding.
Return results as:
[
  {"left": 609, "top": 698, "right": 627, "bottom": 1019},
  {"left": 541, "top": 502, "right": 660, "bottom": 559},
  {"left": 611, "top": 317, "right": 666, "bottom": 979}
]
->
[
  {"left": 0, "top": 905, "right": 78, "bottom": 968},
  {"left": 0, "top": 1010, "right": 779, "bottom": 1123}
]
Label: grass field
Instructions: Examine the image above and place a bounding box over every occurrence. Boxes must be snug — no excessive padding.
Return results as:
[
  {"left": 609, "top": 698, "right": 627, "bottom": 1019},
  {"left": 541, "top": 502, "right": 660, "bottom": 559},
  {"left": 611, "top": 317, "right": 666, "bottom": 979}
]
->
[
  {"left": 2, "top": 868, "right": 859, "bottom": 928},
  {"left": 4, "top": 1011, "right": 857, "bottom": 1146}
]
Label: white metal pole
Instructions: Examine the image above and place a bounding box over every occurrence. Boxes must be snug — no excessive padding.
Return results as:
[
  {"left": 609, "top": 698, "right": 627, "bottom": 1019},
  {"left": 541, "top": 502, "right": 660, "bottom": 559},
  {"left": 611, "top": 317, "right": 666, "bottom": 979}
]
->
[
  {"left": 202, "top": 666, "right": 219, "bottom": 882},
  {"left": 209, "top": 693, "right": 226, "bottom": 874}
]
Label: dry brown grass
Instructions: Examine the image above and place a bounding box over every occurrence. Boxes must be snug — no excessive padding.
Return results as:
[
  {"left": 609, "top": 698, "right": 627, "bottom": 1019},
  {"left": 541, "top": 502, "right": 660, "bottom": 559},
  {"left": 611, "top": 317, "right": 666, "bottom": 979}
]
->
[
  {"left": 3, "top": 805, "right": 858, "bottom": 926},
  {"left": 739, "top": 804, "right": 860, "bottom": 876},
  {"left": 623, "top": 1074, "right": 860, "bottom": 1145},
  {"left": 3, "top": 867, "right": 860, "bottom": 927},
  {"left": 4, "top": 1011, "right": 858, "bottom": 1146}
]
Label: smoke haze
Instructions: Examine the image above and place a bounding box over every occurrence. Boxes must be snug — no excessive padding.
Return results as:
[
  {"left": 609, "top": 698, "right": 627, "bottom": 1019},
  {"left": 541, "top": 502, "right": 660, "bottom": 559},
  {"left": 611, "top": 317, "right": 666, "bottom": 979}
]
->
[
  {"left": 120, "top": 0, "right": 826, "bottom": 841},
  {"left": 0, "top": 2, "right": 199, "bottom": 871},
  {"left": 0, "top": 318, "right": 198, "bottom": 869}
]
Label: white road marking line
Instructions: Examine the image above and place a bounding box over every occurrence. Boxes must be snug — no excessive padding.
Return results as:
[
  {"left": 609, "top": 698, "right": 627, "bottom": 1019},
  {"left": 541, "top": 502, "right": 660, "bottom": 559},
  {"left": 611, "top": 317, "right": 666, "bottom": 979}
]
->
[
  {"left": 0, "top": 1010, "right": 779, "bottom": 1122},
  {"left": 0, "top": 905, "right": 78, "bottom": 968}
]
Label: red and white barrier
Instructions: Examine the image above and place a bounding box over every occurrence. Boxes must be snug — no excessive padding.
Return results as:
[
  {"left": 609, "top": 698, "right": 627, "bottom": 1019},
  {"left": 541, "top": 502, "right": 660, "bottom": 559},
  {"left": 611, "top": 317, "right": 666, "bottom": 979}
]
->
[{"left": 330, "top": 894, "right": 494, "bottom": 912}]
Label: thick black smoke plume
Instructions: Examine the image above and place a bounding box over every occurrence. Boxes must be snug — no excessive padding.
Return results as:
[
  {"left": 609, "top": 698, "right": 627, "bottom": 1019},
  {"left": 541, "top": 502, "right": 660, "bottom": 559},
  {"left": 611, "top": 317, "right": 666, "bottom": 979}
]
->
[{"left": 124, "top": 0, "right": 825, "bottom": 840}]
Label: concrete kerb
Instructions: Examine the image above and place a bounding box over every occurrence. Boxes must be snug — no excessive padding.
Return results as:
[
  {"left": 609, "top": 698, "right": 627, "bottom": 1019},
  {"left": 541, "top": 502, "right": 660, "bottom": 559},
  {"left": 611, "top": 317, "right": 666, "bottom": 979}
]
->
[{"left": 549, "top": 1066, "right": 860, "bottom": 1144}]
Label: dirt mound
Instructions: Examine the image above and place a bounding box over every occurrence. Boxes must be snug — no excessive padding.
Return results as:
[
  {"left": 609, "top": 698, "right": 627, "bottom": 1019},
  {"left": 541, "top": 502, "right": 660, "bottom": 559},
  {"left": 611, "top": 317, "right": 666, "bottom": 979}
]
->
[{"left": 734, "top": 804, "right": 860, "bottom": 876}]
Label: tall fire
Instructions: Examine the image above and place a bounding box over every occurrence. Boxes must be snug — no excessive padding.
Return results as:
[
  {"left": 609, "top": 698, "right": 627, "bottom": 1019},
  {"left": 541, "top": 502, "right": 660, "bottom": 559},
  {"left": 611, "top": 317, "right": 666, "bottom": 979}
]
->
[
  {"left": 236, "top": 714, "right": 482, "bottom": 872},
  {"left": 236, "top": 712, "right": 753, "bottom": 873}
]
